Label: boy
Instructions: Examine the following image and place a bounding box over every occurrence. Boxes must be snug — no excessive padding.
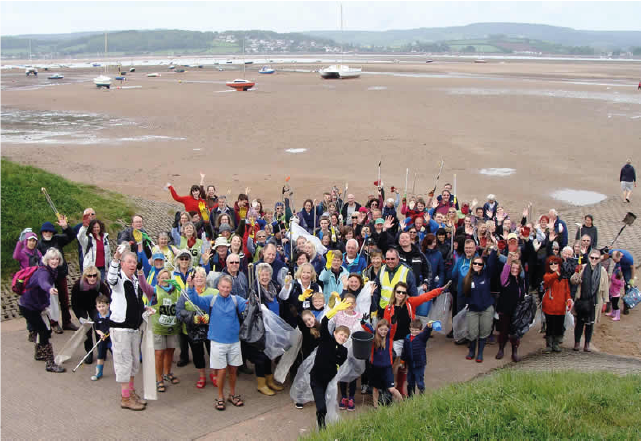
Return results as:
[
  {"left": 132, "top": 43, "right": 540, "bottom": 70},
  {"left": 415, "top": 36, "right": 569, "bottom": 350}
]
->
[
  {"left": 401, "top": 319, "right": 433, "bottom": 396},
  {"left": 311, "top": 300, "right": 351, "bottom": 429},
  {"left": 91, "top": 294, "right": 112, "bottom": 381}
]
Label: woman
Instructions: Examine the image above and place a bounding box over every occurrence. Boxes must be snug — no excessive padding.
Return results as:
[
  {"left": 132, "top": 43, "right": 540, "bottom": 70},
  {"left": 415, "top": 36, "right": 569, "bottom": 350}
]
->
[
  {"left": 542, "top": 255, "right": 572, "bottom": 354},
  {"left": 17, "top": 248, "right": 66, "bottom": 373},
  {"left": 575, "top": 215, "right": 598, "bottom": 249},
  {"left": 214, "top": 213, "right": 235, "bottom": 236},
  {"left": 462, "top": 247, "right": 498, "bottom": 363},
  {"left": 13, "top": 231, "right": 43, "bottom": 270},
  {"left": 297, "top": 199, "right": 317, "bottom": 234},
  {"left": 71, "top": 265, "right": 111, "bottom": 365},
  {"left": 247, "top": 263, "right": 285, "bottom": 396},
  {"left": 228, "top": 234, "right": 249, "bottom": 274},
  {"left": 179, "top": 222, "right": 203, "bottom": 267},
  {"left": 176, "top": 267, "right": 216, "bottom": 389},
  {"left": 78, "top": 219, "right": 111, "bottom": 279},
  {"left": 152, "top": 232, "right": 178, "bottom": 272},
  {"left": 383, "top": 280, "right": 449, "bottom": 395},
  {"left": 171, "top": 212, "right": 192, "bottom": 246},
  {"left": 139, "top": 268, "right": 181, "bottom": 392},
  {"left": 430, "top": 190, "right": 454, "bottom": 217},
  {"left": 168, "top": 183, "right": 206, "bottom": 215},
  {"left": 305, "top": 242, "right": 326, "bottom": 277},
  {"left": 363, "top": 249, "right": 384, "bottom": 282},
  {"left": 496, "top": 256, "right": 527, "bottom": 362},
  {"left": 570, "top": 249, "right": 609, "bottom": 352},
  {"left": 280, "top": 262, "right": 322, "bottom": 328}
]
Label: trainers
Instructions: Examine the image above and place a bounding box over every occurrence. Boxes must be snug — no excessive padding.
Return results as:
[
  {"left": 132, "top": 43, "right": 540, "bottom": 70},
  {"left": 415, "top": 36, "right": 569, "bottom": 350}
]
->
[
  {"left": 121, "top": 396, "right": 145, "bottom": 411},
  {"left": 347, "top": 399, "right": 355, "bottom": 411},
  {"left": 361, "top": 384, "right": 370, "bottom": 395},
  {"left": 52, "top": 324, "right": 63, "bottom": 334},
  {"left": 339, "top": 398, "right": 348, "bottom": 410},
  {"left": 295, "top": 402, "right": 304, "bottom": 409}
]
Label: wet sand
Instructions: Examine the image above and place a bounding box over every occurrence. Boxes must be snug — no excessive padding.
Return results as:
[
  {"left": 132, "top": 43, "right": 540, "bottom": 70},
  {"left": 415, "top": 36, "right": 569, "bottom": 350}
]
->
[{"left": 2, "top": 58, "right": 640, "bottom": 215}]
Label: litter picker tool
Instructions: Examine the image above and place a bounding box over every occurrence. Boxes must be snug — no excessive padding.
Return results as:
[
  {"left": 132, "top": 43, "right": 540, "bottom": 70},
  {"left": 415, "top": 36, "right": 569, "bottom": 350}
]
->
[
  {"left": 608, "top": 212, "right": 636, "bottom": 248},
  {"left": 73, "top": 333, "right": 109, "bottom": 372},
  {"left": 377, "top": 159, "right": 382, "bottom": 189},
  {"left": 41, "top": 187, "right": 64, "bottom": 221},
  {"left": 431, "top": 159, "right": 445, "bottom": 194},
  {"left": 404, "top": 168, "right": 409, "bottom": 198},
  {"left": 412, "top": 172, "right": 418, "bottom": 196}
]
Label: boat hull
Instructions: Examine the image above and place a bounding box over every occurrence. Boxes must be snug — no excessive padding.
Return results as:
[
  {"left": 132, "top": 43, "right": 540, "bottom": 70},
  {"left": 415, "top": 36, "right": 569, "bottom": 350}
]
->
[{"left": 226, "top": 81, "right": 255, "bottom": 91}]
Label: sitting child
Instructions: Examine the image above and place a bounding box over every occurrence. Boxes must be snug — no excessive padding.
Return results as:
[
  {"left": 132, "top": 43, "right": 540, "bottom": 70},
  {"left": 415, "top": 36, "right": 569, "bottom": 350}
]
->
[{"left": 91, "top": 295, "right": 112, "bottom": 381}]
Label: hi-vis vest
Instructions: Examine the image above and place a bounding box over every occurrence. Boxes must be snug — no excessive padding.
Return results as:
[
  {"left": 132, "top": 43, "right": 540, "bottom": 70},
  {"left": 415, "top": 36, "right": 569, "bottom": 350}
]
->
[{"left": 379, "top": 264, "right": 409, "bottom": 309}]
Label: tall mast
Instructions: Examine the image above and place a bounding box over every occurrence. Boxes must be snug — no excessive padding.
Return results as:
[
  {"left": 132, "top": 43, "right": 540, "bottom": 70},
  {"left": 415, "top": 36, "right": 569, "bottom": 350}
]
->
[
  {"left": 29, "top": 39, "right": 32, "bottom": 61},
  {"left": 104, "top": 32, "right": 108, "bottom": 74},
  {"left": 340, "top": 3, "right": 343, "bottom": 65}
]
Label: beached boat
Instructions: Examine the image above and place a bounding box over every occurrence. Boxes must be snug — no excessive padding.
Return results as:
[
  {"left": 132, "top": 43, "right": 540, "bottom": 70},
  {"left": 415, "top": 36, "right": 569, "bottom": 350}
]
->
[
  {"left": 25, "top": 67, "right": 38, "bottom": 76},
  {"left": 48, "top": 73, "right": 64, "bottom": 79},
  {"left": 129, "top": 67, "right": 136, "bottom": 72},
  {"left": 425, "top": 59, "right": 434, "bottom": 63},
  {"left": 147, "top": 73, "right": 161, "bottom": 77},
  {"left": 259, "top": 66, "right": 275, "bottom": 74},
  {"left": 320, "top": 4, "right": 361, "bottom": 80},
  {"left": 226, "top": 79, "right": 255, "bottom": 91},
  {"left": 93, "top": 33, "right": 112, "bottom": 88},
  {"left": 474, "top": 59, "right": 487, "bottom": 64}
]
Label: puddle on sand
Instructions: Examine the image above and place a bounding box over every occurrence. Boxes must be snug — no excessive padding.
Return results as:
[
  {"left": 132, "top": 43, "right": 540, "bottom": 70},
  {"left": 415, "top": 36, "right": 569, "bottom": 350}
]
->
[
  {"left": 479, "top": 168, "right": 515, "bottom": 177},
  {"left": 286, "top": 148, "right": 307, "bottom": 153},
  {"left": 551, "top": 189, "right": 607, "bottom": 206},
  {"left": 367, "top": 86, "right": 387, "bottom": 90},
  {"left": 444, "top": 87, "right": 641, "bottom": 105}
]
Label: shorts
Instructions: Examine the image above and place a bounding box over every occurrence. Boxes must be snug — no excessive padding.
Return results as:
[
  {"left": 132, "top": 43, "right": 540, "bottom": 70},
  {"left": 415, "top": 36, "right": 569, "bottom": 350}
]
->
[
  {"left": 393, "top": 339, "right": 404, "bottom": 359},
  {"left": 153, "top": 333, "right": 179, "bottom": 350},
  {"left": 369, "top": 365, "right": 395, "bottom": 390},
  {"left": 110, "top": 328, "right": 142, "bottom": 383},
  {"left": 209, "top": 341, "right": 242, "bottom": 369},
  {"left": 621, "top": 181, "right": 634, "bottom": 192}
]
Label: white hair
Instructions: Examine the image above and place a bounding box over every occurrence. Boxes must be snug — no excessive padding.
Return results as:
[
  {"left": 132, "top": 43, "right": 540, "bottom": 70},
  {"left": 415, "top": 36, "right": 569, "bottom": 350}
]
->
[{"left": 42, "top": 248, "right": 63, "bottom": 266}]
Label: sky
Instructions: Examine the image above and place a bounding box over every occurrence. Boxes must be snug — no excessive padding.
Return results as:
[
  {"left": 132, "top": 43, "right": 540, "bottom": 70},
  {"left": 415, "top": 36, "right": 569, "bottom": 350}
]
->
[{"left": 1, "top": 1, "right": 640, "bottom": 36}]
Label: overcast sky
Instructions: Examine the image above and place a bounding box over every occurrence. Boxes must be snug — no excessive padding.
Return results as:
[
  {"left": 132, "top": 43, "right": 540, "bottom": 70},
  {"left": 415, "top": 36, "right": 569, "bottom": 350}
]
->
[{"left": 2, "top": 1, "right": 640, "bottom": 36}]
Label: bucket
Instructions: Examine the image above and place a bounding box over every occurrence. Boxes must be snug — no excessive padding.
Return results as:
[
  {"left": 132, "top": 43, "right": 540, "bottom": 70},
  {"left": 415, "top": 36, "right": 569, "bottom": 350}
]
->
[{"left": 351, "top": 331, "right": 374, "bottom": 360}]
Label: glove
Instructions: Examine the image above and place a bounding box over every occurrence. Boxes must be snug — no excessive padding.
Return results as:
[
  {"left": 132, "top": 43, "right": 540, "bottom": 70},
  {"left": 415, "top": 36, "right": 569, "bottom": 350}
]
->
[
  {"left": 201, "top": 313, "right": 209, "bottom": 325},
  {"left": 328, "top": 291, "right": 340, "bottom": 309},
  {"left": 326, "top": 300, "right": 350, "bottom": 319},
  {"left": 137, "top": 260, "right": 143, "bottom": 270},
  {"left": 360, "top": 313, "right": 370, "bottom": 325},
  {"left": 325, "top": 251, "right": 334, "bottom": 270},
  {"left": 194, "top": 314, "right": 201, "bottom": 325},
  {"left": 630, "top": 279, "right": 636, "bottom": 288},
  {"left": 298, "top": 289, "right": 314, "bottom": 302}
]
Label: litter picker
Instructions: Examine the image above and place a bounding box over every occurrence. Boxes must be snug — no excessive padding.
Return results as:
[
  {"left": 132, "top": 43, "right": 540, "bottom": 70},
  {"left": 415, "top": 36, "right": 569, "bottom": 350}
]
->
[
  {"left": 41, "top": 187, "right": 64, "bottom": 222},
  {"left": 404, "top": 168, "right": 409, "bottom": 197},
  {"left": 431, "top": 159, "right": 445, "bottom": 194},
  {"left": 608, "top": 212, "right": 636, "bottom": 247},
  {"left": 73, "top": 333, "right": 109, "bottom": 372}
]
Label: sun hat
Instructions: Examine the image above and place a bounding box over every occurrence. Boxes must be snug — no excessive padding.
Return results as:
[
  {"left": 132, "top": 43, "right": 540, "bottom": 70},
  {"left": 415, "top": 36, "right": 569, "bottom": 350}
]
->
[{"left": 213, "top": 237, "right": 230, "bottom": 250}]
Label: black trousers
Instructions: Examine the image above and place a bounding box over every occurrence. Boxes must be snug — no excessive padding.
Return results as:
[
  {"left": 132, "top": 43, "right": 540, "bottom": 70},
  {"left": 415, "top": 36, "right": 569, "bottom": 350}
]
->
[
  {"left": 188, "top": 339, "right": 210, "bottom": 369},
  {"left": 574, "top": 317, "right": 594, "bottom": 344},
  {"left": 19, "top": 306, "right": 51, "bottom": 345},
  {"left": 612, "top": 297, "right": 620, "bottom": 311},
  {"left": 179, "top": 333, "right": 190, "bottom": 362},
  {"left": 311, "top": 378, "right": 329, "bottom": 415},
  {"left": 339, "top": 380, "right": 357, "bottom": 398},
  {"left": 544, "top": 313, "right": 565, "bottom": 338},
  {"left": 242, "top": 342, "right": 272, "bottom": 377}
]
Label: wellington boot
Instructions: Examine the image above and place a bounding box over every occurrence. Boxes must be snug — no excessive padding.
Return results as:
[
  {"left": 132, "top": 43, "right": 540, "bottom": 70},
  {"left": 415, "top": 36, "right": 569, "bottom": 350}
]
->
[
  {"left": 43, "top": 343, "right": 66, "bottom": 373},
  {"left": 612, "top": 310, "right": 621, "bottom": 321},
  {"left": 34, "top": 343, "right": 46, "bottom": 361},
  {"left": 552, "top": 336, "right": 562, "bottom": 352},
  {"left": 510, "top": 338, "right": 521, "bottom": 362},
  {"left": 316, "top": 411, "right": 326, "bottom": 430},
  {"left": 265, "top": 374, "right": 284, "bottom": 391},
  {"left": 543, "top": 337, "right": 552, "bottom": 354},
  {"left": 256, "top": 377, "right": 275, "bottom": 396}
]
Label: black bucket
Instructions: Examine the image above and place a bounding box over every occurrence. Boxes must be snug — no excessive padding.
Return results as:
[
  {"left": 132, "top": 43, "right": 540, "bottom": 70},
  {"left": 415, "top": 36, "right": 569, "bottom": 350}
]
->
[{"left": 351, "top": 331, "right": 374, "bottom": 360}]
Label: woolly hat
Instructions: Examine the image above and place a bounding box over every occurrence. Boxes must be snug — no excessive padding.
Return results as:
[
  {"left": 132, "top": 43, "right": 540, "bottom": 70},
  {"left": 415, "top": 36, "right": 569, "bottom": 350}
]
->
[
  {"left": 40, "top": 222, "right": 56, "bottom": 233},
  {"left": 272, "top": 223, "right": 283, "bottom": 234},
  {"left": 219, "top": 224, "right": 232, "bottom": 233},
  {"left": 358, "top": 207, "right": 368, "bottom": 213}
]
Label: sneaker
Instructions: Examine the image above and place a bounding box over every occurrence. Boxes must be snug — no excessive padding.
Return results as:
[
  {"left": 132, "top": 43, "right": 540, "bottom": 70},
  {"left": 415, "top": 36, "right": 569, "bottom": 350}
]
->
[
  {"left": 361, "top": 384, "right": 369, "bottom": 395},
  {"left": 347, "top": 399, "right": 355, "bottom": 411},
  {"left": 339, "top": 398, "right": 348, "bottom": 410},
  {"left": 295, "top": 402, "right": 304, "bottom": 409},
  {"left": 52, "top": 324, "right": 64, "bottom": 334}
]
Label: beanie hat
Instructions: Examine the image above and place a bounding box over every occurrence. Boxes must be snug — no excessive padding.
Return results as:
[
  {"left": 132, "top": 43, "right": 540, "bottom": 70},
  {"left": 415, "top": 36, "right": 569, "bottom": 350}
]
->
[
  {"left": 40, "top": 222, "right": 56, "bottom": 233},
  {"left": 219, "top": 224, "right": 232, "bottom": 233},
  {"left": 358, "top": 207, "right": 368, "bottom": 213}
]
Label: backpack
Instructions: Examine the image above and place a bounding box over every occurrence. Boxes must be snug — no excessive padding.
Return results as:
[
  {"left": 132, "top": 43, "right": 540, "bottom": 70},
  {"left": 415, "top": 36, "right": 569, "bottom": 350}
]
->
[{"left": 12, "top": 266, "right": 39, "bottom": 295}]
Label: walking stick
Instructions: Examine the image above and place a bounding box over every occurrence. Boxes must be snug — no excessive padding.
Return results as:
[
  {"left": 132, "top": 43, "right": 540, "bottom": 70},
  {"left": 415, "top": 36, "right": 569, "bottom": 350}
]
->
[{"left": 72, "top": 333, "right": 109, "bottom": 372}]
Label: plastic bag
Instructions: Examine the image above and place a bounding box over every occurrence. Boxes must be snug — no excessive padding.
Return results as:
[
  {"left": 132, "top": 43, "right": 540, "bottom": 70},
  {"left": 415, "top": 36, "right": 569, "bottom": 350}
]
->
[
  {"left": 55, "top": 320, "right": 93, "bottom": 365},
  {"left": 239, "top": 293, "right": 265, "bottom": 350},
  {"left": 510, "top": 294, "right": 536, "bottom": 339},
  {"left": 206, "top": 271, "right": 221, "bottom": 289},
  {"left": 325, "top": 340, "right": 366, "bottom": 424},
  {"left": 141, "top": 311, "right": 157, "bottom": 401},
  {"left": 356, "top": 281, "right": 374, "bottom": 315},
  {"left": 564, "top": 311, "right": 575, "bottom": 330},
  {"left": 48, "top": 292, "right": 61, "bottom": 323},
  {"left": 623, "top": 287, "right": 640, "bottom": 310},
  {"left": 261, "top": 304, "right": 297, "bottom": 359},
  {"left": 289, "top": 349, "right": 317, "bottom": 405},
  {"left": 274, "top": 329, "right": 302, "bottom": 384},
  {"left": 426, "top": 292, "right": 452, "bottom": 327},
  {"left": 452, "top": 306, "right": 468, "bottom": 341}
]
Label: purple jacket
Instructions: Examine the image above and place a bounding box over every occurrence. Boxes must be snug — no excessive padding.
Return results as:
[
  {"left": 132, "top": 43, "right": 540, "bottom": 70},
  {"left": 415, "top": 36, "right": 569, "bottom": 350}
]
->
[
  {"left": 13, "top": 239, "right": 42, "bottom": 270},
  {"left": 19, "top": 266, "right": 57, "bottom": 312}
]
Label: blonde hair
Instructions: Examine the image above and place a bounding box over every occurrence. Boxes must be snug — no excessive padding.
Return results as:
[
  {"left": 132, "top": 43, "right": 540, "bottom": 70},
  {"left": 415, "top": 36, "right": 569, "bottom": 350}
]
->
[
  {"left": 42, "top": 248, "right": 63, "bottom": 266},
  {"left": 193, "top": 266, "right": 207, "bottom": 279},
  {"left": 294, "top": 262, "right": 317, "bottom": 282},
  {"left": 82, "top": 265, "right": 101, "bottom": 284},
  {"left": 311, "top": 292, "right": 325, "bottom": 306}
]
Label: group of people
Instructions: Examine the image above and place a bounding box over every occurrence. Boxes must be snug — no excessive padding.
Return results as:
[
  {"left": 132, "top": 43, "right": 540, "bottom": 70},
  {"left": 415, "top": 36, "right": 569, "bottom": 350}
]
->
[{"left": 14, "top": 170, "right": 637, "bottom": 427}]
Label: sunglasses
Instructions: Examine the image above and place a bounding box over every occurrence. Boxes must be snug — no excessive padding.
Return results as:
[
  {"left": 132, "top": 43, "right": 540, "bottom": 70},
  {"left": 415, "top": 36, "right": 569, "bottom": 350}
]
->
[
  {"left": 549, "top": 262, "right": 559, "bottom": 266},
  {"left": 396, "top": 290, "right": 407, "bottom": 294},
  {"left": 179, "top": 257, "right": 190, "bottom": 261},
  {"left": 589, "top": 256, "right": 600, "bottom": 261},
  {"left": 228, "top": 261, "right": 240, "bottom": 264},
  {"left": 86, "top": 274, "right": 98, "bottom": 278},
  {"left": 351, "top": 217, "right": 358, "bottom": 219},
  {"left": 472, "top": 262, "right": 484, "bottom": 267}
]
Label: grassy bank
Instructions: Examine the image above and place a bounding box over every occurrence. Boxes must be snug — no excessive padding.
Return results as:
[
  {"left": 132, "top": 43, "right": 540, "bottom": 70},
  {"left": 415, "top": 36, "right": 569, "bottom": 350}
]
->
[
  {"left": 307, "top": 370, "right": 641, "bottom": 440},
  {"left": 1, "top": 159, "right": 135, "bottom": 278}
]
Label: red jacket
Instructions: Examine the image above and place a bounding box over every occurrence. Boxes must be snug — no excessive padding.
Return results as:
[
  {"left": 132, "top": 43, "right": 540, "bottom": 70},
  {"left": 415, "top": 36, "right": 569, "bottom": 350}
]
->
[
  {"left": 542, "top": 272, "right": 571, "bottom": 315},
  {"left": 169, "top": 186, "right": 205, "bottom": 214},
  {"left": 383, "top": 287, "right": 444, "bottom": 341}
]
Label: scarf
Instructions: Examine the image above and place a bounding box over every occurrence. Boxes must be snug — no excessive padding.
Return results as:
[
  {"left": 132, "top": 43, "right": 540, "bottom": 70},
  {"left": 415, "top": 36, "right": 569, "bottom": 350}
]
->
[
  {"left": 80, "top": 279, "right": 101, "bottom": 292},
  {"left": 581, "top": 263, "right": 601, "bottom": 304},
  {"left": 259, "top": 282, "right": 277, "bottom": 304}
]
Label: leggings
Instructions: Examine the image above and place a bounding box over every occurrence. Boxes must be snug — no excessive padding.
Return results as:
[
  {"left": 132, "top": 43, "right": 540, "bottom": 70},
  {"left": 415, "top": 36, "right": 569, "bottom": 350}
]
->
[
  {"left": 339, "top": 380, "right": 356, "bottom": 398},
  {"left": 188, "top": 339, "right": 210, "bottom": 369},
  {"left": 19, "top": 306, "right": 51, "bottom": 345},
  {"left": 612, "top": 297, "right": 620, "bottom": 311},
  {"left": 574, "top": 316, "right": 594, "bottom": 344},
  {"left": 311, "top": 378, "right": 329, "bottom": 415},
  {"left": 544, "top": 313, "right": 565, "bottom": 338}
]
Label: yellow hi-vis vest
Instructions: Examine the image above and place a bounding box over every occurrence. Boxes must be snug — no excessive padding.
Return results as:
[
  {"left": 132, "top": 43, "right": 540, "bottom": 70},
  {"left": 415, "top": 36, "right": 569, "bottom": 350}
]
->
[{"left": 379, "top": 264, "right": 409, "bottom": 309}]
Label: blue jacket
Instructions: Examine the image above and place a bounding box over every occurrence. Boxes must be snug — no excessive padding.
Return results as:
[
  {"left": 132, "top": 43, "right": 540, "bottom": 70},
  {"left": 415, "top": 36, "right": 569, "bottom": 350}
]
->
[
  {"left": 401, "top": 326, "right": 432, "bottom": 369},
  {"left": 620, "top": 164, "right": 636, "bottom": 183},
  {"left": 462, "top": 250, "right": 497, "bottom": 312},
  {"left": 342, "top": 253, "right": 368, "bottom": 274},
  {"left": 453, "top": 253, "right": 475, "bottom": 313},
  {"left": 554, "top": 218, "right": 569, "bottom": 250},
  {"left": 424, "top": 248, "right": 445, "bottom": 288},
  {"left": 187, "top": 287, "right": 247, "bottom": 344}
]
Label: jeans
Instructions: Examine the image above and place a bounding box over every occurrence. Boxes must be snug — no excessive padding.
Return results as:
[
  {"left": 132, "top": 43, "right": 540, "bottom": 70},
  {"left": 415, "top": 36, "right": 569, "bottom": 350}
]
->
[{"left": 407, "top": 365, "right": 425, "bottom": 396}]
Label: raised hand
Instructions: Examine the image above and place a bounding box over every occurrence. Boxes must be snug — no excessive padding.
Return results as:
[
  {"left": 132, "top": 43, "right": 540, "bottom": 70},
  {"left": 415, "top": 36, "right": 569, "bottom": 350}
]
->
[
  {"left": 383, "top": 215, "right": 395, "bottom": 230},
  {"left": 245, "top": 186, "right": 251, "bottom": 195}
]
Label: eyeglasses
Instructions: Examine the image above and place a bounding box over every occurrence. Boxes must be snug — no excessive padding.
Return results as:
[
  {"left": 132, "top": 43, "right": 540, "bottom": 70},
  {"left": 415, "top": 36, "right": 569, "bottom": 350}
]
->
[
  {"left": 409, "top": 231, "right": 417, "bottom": 234},
  {"left": 395, "top": 290, "right": 407, "bottom": 294},
  {"left": 589, "top": 256, "right": 600, "bottom": 261},
  {"left": 472, "top": 262, "right": 484, "bottom": 267},
  {"left": 88, "top": 213, "right": 96, "bottom": 216},
  {"left": 549, "top": 262, "right": 559, "bottom": 266},
  {"left": 86, "top": 274, "right": 98, "bottom": 278},
  {"left": 179, "top": 257, "right": 190, "bottom": 261},
  {"left": 228, "top": 261, "right": 240, "bottom": 264}
]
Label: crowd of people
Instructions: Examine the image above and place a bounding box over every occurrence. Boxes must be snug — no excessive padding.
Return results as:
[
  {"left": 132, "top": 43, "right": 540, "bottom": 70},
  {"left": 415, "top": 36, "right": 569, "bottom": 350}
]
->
[{"left": 13, "top": 168, "right": 637, "bottom": 427}]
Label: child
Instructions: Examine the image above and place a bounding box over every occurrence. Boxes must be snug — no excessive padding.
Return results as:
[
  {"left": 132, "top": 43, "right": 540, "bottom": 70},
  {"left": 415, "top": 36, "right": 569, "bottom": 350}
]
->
[
  {"left": 91, "top": 294, "right": 112, "bottom": 381},
  {"left": 401, "top": 319, "right": 433, "bottom": 396},
  {"left": 362, "top": 319, "right": 403, "bottom": 408},
  {"left": 310, "top": 300, "right": 351, "bottom": 430},
  {"left": 309, "top": 292, "right": 326, "bottom": 319},
  {"left": 293, "top": 310, "right": 322, "bottom": 409},
  {"left": 608, "top": 269, "right": 624, "bottom": 321},
  {"left": 331, "top": 294, "right": 362, "bottom": 411}
]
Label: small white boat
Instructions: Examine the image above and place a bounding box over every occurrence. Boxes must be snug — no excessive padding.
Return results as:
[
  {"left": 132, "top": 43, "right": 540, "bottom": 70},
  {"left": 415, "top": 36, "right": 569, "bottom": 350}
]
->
[
  {"left": 147, "top": 73, "right": 161, "bottom": 77},
  {"left": 25, "top": 67, "right": 38, "bottom": 76},
  {"left": 320, "top": 64, "right": 361, "bottom": 79},
  {"left": 258, "top": 66, "right": 275, "bottom": 74},
  {"left": 93, "top": 75, "right": 112, "bottom": 88},
  {"left": 474, "top": 59, "right": 487, "bottom": 64},
  {"left": 425, "top": 59, "right": 434, "bottom": 63},
  {"left": 48, "top": 73, "right": 64, "bottom": 79}
]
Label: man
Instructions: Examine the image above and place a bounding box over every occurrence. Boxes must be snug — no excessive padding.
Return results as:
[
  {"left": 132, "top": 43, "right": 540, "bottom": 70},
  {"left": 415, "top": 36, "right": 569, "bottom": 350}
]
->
[
  {"left": 397, "top": 232, "right": 432, "bottom": 293},
  {"left": 342, "top": 239, "right": 368, "bottom": 274},
  {"left": 620, "top": 158, "right": 636, "bottom": 203},
  {"left": 340, "top": 194, "right": 361, "bottom": 226},
  {"left": 579, "top": 235, "right": 593, "bottom": 263},
  {"left": 213, "top": 253, "right": 249, "bottom": 298},
  {"left": 73, "top": 207, "right": 96, "bottom": 272},
  {"left": 603, "top": 249, "right": 636, "bottom": 314},
  {"left": 117, "top": 215, "right": 153, "bottom": 258},
  {"left": 210, "top": 194, "right": 234, "bottom": 230},
  {"left": 258, "top": 243, "right": 287, "bottom": 286},
  {"left": 372, "top": 248, "right": 417, "bottom": 315},
  {"left": 107, "top": 249, "right": 148, "bottom": 411},
  {"left": 548, "top": 209, "right": 568, "bottom": 250}
]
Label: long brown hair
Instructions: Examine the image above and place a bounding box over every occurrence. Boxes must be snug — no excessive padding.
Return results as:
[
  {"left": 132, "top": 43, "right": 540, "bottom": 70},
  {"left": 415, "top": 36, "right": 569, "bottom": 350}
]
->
[
  {"left": 463, "top": 257, "right": 485, "bottom": 297},
  {"left": 373, "top": 319, "right": 390, "bottom": 350},
  {"left": 392, "top": 281, "right": 409, "bottom": 307},
  {"left": 301, "top": 310, "right": 321, "bottom": 338}
]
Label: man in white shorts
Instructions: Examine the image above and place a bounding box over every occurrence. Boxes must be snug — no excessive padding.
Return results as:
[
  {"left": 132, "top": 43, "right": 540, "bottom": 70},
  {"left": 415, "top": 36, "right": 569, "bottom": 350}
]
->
[{"left": 186, "top": 274, "right": 247, "bottom": 410}]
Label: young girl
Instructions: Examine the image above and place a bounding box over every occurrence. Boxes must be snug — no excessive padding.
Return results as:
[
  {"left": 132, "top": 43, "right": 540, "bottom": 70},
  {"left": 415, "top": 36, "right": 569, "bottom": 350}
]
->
[
  {"left": 362, "top": 319, "right": 403, "bottom": 408},
  {"left": 293, "top": 310, "right": 322, "bottom": 409},
  {"left": 608, "top": 268, "right": 624, "bottom": 321},
  {"left": 331, "top": 294, "right": 363, "bottom": 411}
]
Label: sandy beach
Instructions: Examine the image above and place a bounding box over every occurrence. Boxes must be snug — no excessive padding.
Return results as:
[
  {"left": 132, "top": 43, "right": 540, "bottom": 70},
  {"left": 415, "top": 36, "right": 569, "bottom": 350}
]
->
[{"left": 2, "top": 57, "right": 640, "bottom": 215}]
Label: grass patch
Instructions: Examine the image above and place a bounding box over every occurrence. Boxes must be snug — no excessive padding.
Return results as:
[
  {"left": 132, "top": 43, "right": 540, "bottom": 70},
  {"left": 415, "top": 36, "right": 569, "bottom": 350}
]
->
[
  {"left": 1, "top": 159, "right": 135, "bottom": 279},
  {"left": 306, "top": 370, "right": 641, "bottom": 440}
]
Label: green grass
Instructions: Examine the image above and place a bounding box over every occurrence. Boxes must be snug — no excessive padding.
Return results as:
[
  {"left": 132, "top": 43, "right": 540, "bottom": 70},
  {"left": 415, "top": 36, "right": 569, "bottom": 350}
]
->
[
  {"left": 306, "top": 370, "right": 641, "bottom": 440},
  {"left": 1, "top": 159, "right": 135, "bottom": 279}
]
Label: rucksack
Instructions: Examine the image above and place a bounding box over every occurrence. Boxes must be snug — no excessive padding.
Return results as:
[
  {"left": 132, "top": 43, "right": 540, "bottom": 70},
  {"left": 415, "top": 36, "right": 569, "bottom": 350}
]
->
[{"left": 12, "top": 266, "right": 39, "bottom": 295}]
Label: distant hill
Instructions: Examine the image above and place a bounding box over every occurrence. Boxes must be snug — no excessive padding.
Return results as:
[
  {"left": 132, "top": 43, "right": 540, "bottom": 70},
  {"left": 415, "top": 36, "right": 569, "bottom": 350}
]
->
[
  {"left": 0, "top": 29, "right": 338, "bottom": 59},
  {"left": 305, "top": 22, "right": 641, "bottom": 52}
]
